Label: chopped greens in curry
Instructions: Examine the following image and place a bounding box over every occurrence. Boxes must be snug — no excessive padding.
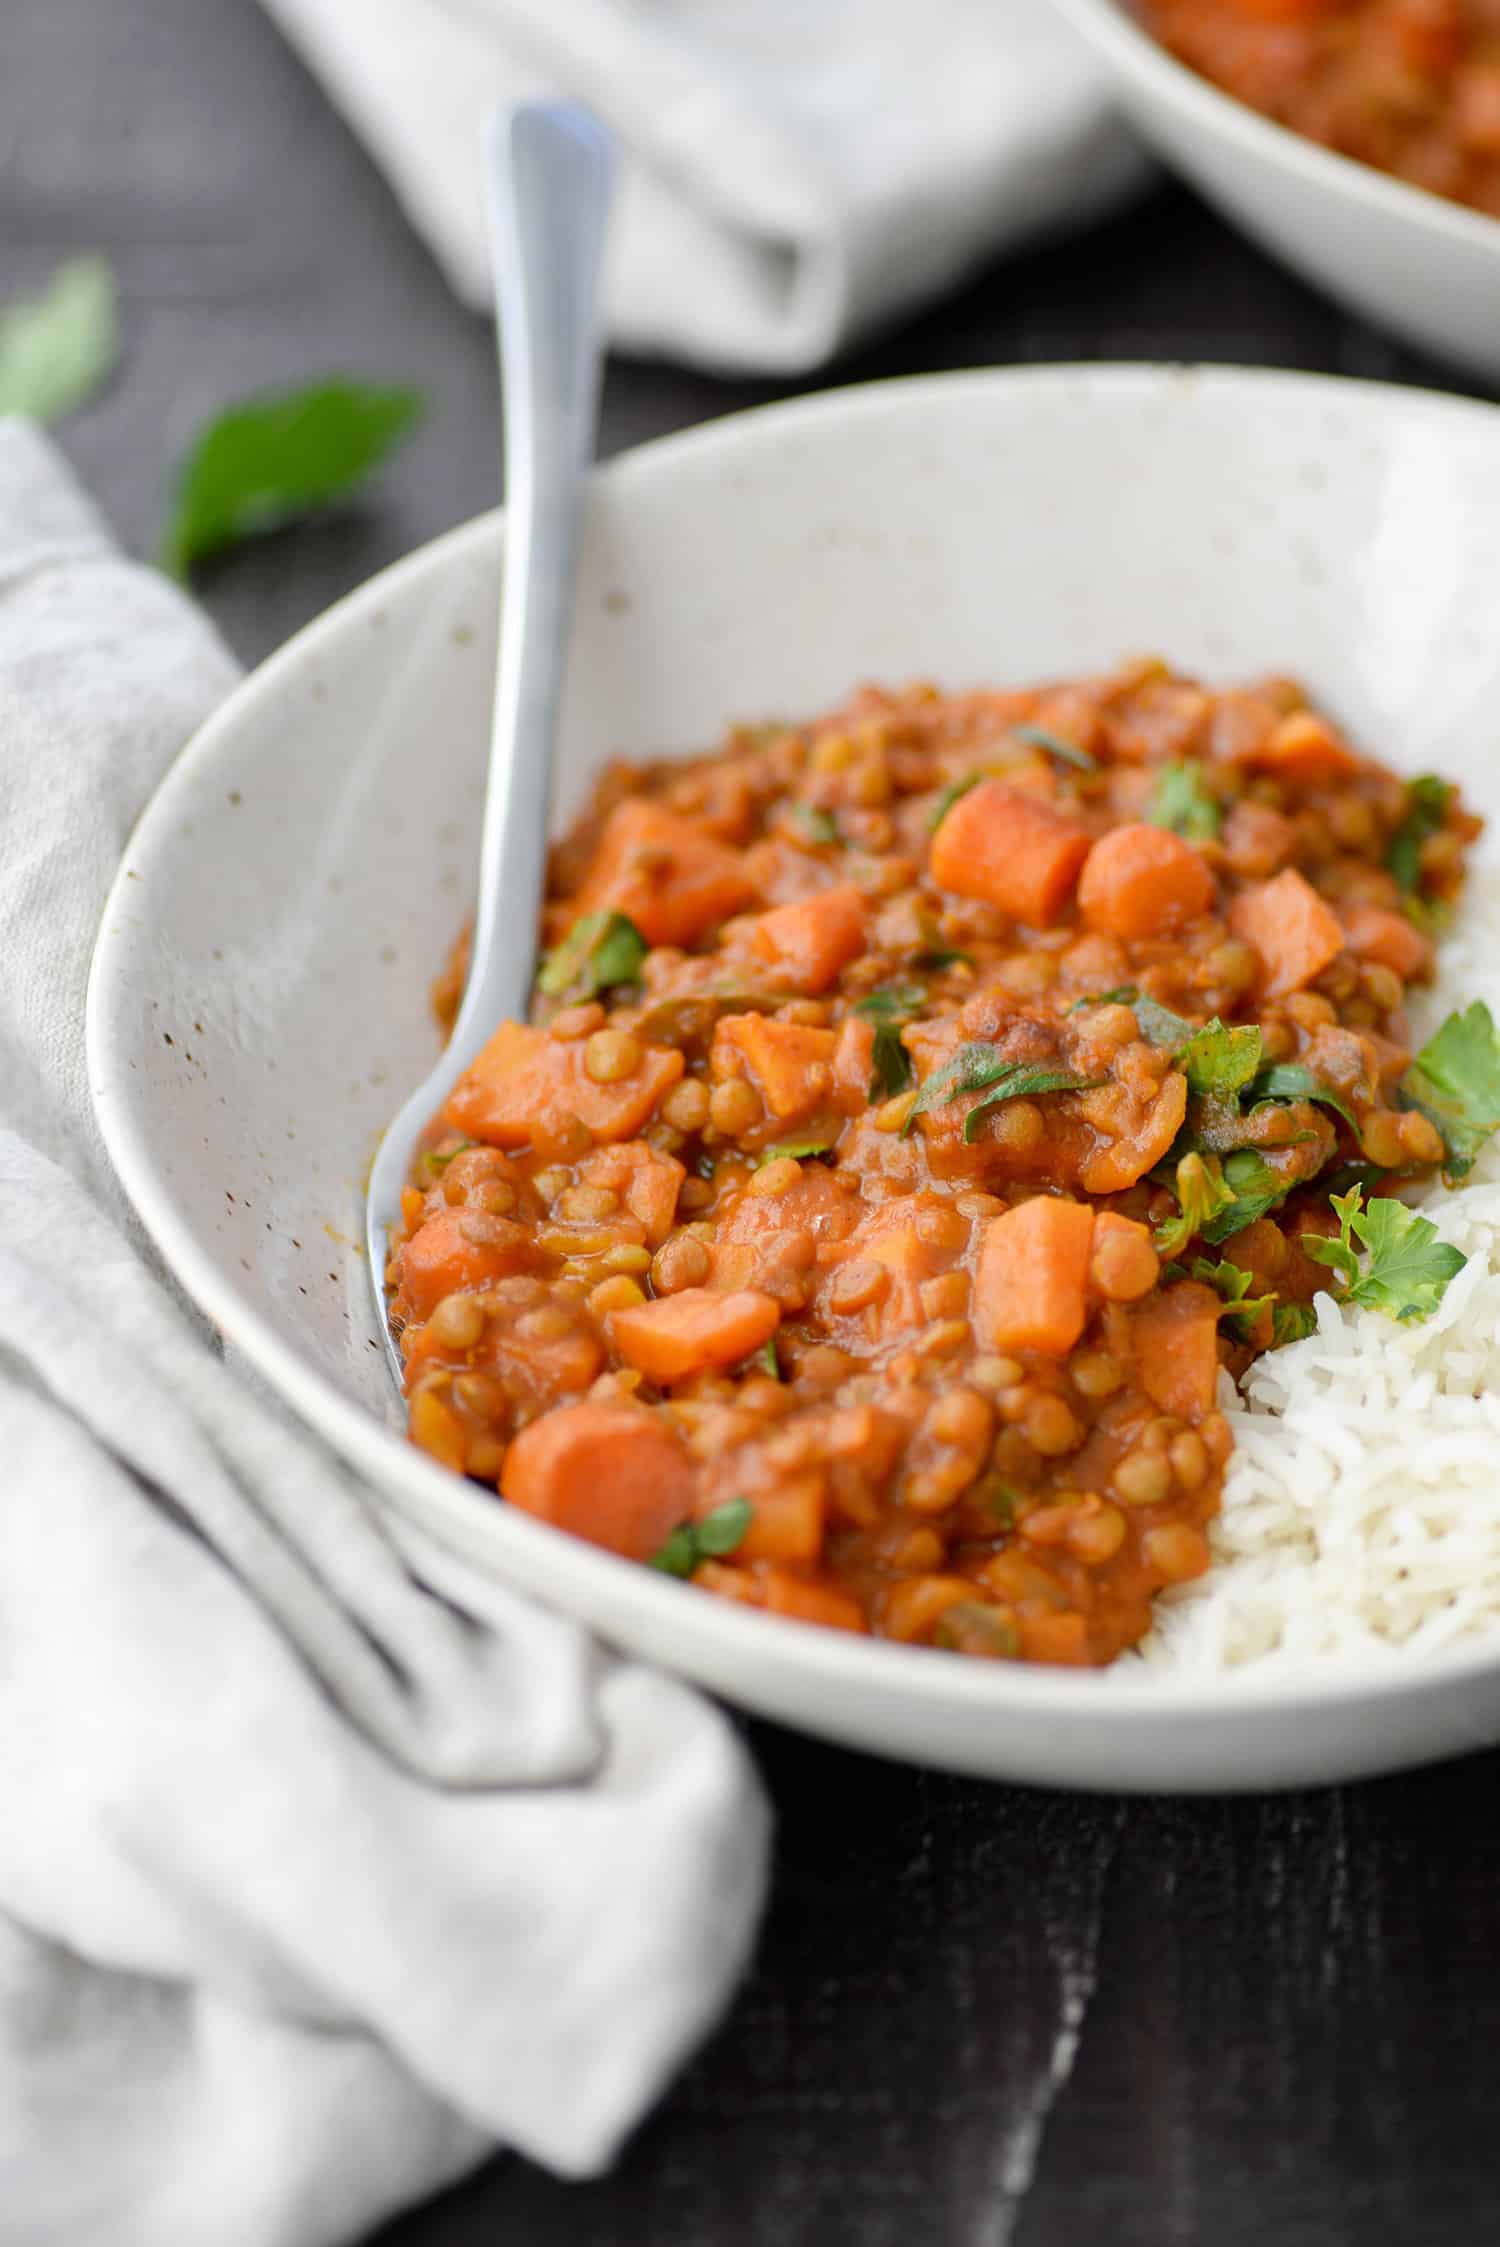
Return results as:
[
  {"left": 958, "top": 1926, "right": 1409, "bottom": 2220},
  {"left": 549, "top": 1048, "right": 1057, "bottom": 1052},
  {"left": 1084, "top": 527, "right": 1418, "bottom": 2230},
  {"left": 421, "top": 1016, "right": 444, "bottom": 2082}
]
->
[{"left": 392, "top": 663, "right": 1495, "bottom": 1666}]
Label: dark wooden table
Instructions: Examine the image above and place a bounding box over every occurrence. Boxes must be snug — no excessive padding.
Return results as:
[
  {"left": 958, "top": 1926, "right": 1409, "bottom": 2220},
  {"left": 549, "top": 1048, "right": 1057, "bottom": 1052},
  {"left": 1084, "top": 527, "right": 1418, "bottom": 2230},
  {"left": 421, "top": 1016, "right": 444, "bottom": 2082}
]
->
[{"left": 10, "top": 4, "right": 1500, "bottom": 2242}]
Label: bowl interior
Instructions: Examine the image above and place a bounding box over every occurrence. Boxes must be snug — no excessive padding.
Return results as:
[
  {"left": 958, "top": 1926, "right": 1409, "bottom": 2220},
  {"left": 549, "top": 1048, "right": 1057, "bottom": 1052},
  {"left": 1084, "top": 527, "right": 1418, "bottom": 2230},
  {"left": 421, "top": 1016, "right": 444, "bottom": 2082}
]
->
[{"left": 86, "top": 366, "right": 1500, "bottom": 1782}]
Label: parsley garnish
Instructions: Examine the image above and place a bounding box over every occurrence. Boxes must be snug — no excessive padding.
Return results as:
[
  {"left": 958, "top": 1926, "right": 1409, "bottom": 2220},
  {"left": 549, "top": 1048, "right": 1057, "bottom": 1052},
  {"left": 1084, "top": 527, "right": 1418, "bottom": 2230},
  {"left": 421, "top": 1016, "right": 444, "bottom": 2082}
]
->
[
  {"left": 789, "top": 802, "right": 842, "bottom": 847},
  {"left": 1400, "top": 1000, "right": 1500, "bottom": 1180},
  {"left": 1013, "top": 723, "right": 1097, "bottom": 771},
  {"left": 1387, "top": 775, "right": 1452, "bottom": 901},
  {"left": 1189, "top": 1255, "right": 1274, "bottom": 1338},
  {"left": 749, "top": 1336, "right": 782, "bottom": 1381},
  {"left": 854, "top": 985, "right": 925, "bottom": 1102},
  {"left": 1177, "top": 1018, "right": 1264, "bottom": 1099},
  {"left": 901, "top": 1043, "right": 1093, "bottom": 1139},
  {"left": 1147, "top": 759, "right": 1220, "bottom": 842},
  {"left": 927, "top": 774, "right": 983, "bottom": 832},
  {"left": 1067, "top": 984, "right": 1139, "bottom": 1014},
  {"left": 755, "top": 1137, "right": 836, "bottom": 1165},
  {"left": 1249, "top": 1062, "right": 1358, "bottom": 1133},
  {"left": 649, "top": 1497, "right": 754, "bottom": 1576},
  {"left": 1154, "top": 1147, "right": 1285, "bottom": 1256},
  {"left": 1302, "top": 1188, "right": 1465, "bottom": 1322},
  {"left": 961, "top": 1067, "right": 1098, "bottom": 1144},
  {"left": 537, "top": 909, "right": 648, "bottom": 1000},
  {"left": 1272, "top": 1301, "right": 1318, "bottom": 1346}
]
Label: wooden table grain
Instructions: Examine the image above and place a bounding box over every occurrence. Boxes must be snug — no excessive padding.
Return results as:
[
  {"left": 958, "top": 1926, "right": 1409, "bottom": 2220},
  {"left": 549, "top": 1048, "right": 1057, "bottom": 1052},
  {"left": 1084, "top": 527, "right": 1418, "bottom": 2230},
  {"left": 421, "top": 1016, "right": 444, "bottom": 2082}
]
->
[{"left": 9, "top": 4, "right": 1500, "bottom": 2242}]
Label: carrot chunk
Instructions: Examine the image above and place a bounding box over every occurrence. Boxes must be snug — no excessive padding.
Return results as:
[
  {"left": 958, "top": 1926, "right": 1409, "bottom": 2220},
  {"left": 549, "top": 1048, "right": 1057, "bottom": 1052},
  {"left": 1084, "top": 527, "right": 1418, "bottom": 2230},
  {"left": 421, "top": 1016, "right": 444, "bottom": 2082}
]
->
[
  {"left": 761, "top": 1568, "right": 868, "bottom": 1632},
  {"left": 574, "top": 799, "right": 756, "bottom": 947},
  {"left": 1077, "top": 822, "right": 1215, "bottom": 941},
  {"left": 974, "top": 1196, "right": 1096, "bottom": 1356},
  {"left": 1244, "top": 710, "right": 1361, "bottom": 781},
  {"left": 1132, "top": 1281, "right": 1223, "bottom": 1419},
  {"left": 929, "top": 780, "right": 1092, "bottom": 927},
  {"left": 394, "top": 1208, "right": 537, "bottom": 1323},
  {"left": 503, "top": 1402, "right": 695, "bottom": 1560},
  {"left": 1229, "top": 867, "right": 1345, "bottom": 996},
  {"left": 712, "top": 1014, "right": 837, "bottom": 1121},
  {"left": 1341, "top": 901, "right": 1433, "bottom": 984},
  {"left": 444, "top": 1020, "right": 683, "bottom": 1146},
  {"left": 732, "top": 1476, "right": 826, "bottom": 1565},
  {"left": 611, "top": 1287, "right": 781, "bottom": 1383},
  {"left": 750, "top": 883, "right": 867, "bottom": 993}
]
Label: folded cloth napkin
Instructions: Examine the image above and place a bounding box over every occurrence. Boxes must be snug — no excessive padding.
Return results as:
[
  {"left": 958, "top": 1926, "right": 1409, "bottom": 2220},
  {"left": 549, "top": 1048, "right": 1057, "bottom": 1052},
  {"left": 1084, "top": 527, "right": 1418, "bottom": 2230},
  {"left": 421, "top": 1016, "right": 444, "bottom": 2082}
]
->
[
  {"left": 0, "top": 416, "right": 770, "bottom": 2247},
  {"left": 258, "top": 0, "right": 1149, "bottom": 374}
]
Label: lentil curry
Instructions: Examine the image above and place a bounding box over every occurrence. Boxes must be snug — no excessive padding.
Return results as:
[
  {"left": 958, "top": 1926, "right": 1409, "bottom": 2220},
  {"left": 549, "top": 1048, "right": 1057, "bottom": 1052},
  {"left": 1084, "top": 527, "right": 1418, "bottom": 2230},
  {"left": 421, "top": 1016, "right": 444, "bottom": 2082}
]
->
[
  {"left": 1138, "top": 0, "right": 1500, "bottom": 218},
  {"left": 388, "top": 661, "right": 1494, "bottom": 1666}
]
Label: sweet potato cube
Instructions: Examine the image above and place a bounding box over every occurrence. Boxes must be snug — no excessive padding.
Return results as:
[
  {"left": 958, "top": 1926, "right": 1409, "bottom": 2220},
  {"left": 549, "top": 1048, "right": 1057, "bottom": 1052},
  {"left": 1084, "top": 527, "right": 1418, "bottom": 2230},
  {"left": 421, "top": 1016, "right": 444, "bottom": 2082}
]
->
[
  {"left": 574, "top": 799, "right": 756, "bottom": 947},
  {"left": 974, "top": 1197, "right": 1096, "bottom": 1356},
  {"left": 929, "top": 780, "right": 1091, "bottom": 927},
  {"left": 1133, "top": 1281, "right": 1222, "bottom": 1419},
  {"left": 1341, "top": 902, "right": 1433, "bottom": 984},
  {"left": 502, "top": 1403, "right": 695, "bottom": 1560},
  {"left": 750, "top": 882, "right": 867, "bottom": 993},
  {"left": 1077, "top": 823, "right": 1216, "bottom": 941},
  {"left": 610, "top": 1287, "right": 781, "bottom": 1384},
  {"left": 1229, "top": 867, "right": 1345, "bottom": 997},
  {"left": 444, "top": 1020, "right": 683, "bottom": 1146},
  {"left": 712, "top": 1014, "right": 837, "bottom": 1121}
]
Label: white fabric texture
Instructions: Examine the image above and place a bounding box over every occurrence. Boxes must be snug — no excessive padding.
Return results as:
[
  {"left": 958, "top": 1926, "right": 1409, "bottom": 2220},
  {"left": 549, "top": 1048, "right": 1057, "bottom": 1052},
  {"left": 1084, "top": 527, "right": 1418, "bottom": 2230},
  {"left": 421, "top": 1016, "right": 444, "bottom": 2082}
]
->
[
  {"left": 0, "top": 415, "right": 771, "bottom": 2247},
  {"left": 257, "top": 0, "right": 1149, "bottom": 373}
]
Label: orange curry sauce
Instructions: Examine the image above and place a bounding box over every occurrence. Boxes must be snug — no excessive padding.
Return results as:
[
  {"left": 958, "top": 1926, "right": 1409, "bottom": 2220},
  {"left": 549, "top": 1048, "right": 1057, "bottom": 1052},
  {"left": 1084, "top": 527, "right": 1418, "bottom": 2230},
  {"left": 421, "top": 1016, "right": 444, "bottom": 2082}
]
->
[
  {"left": 1139, "top": 0, "right": 1500, "bottom": 217},
  {"left": 389, "top": 663, "right": 1476, "bottom": 1665}
]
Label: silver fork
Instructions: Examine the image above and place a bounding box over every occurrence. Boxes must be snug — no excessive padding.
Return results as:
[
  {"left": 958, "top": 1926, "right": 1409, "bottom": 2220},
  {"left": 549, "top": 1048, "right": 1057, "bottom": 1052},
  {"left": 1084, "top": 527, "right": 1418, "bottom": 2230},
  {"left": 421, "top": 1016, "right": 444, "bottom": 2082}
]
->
[{"left": 365, "top": 101, "right": 614, "bottom": 1387}]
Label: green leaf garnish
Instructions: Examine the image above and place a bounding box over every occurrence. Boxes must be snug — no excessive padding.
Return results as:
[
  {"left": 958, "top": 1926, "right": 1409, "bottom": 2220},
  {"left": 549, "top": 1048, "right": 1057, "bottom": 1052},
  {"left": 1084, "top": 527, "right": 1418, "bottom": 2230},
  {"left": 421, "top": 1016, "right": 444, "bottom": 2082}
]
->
[
  {"left": 1013, "top": 723, "right": 1097, "bottom": 771},
  {"left": 1272, "top": 1301, "right": 1318, "bottom": 1346},
  {"left": 1387, "top": 775, "right": 1452, "bottom": 899},
  {"left": 1302, "top": 1187, "right": 1465, "bottom": 1323},
  {"left": 749, "top": 1336, "right": 781, "bottom": 1381},
  {"left": 1177, "top": 1018, "right": 1264, "bottom": 1099},
  {"left": 1154, "top": 1146, "right": 1285, "bottom": 1256},
  {"left": 755, "top": 1138, "right": 836, "bottom": 1165},
  {"left": 1249, "top": 1063, "right": 1358, "bottom": 1133},
  {"left": 0, "top": 255, "right": 116, "bottom": 423},
  {"left": 789, "top": 802, "right": 842, "bottom": 847},
  {"left": 1203, "top": 1149, "right": 1285, "bottom": 1243},
  {"left": 417, "top": 1137, "right": 474, "bottom": 1183},
  {"left": 1131, "top": 994, "right": 1199, "bottom": 1049},
  {"left": 538, "top": 910, "right": 648, "bottom": 1000},
  {"left": 695, "top": 1497, "right": 754, "bottom": 1557},
  {"left": 160, "top": 377, "right": 425, "bottom": 578},
  {"left": 1189, "top": 1255, "right": 1274, "bottom": 1338},
  {"left": 932, "top": 1603, "right": 1022, "bottom": 1659},
  {"left": 648, "top": 1498, "right": 754, "bottom": 1575},
  {"left": 1400, "top": 1000, "right": 1500, "bottom": 1180},
  {"left": 869, "top": 1021, "right": 914, "bottom": 1102},
  {"left": 1068, "top": 984, "right": 1140, "bottom": 1014},
  {"left": 853, "top": 984, "right": 928, "bottom": 1021},
  {"left": 902, "top": 1043, "right": 1091, "bottom": 1138},
  {"left": 961, "top": 1067, "right": 1098, "bottom": 1144},
  {"left": 927, "top": 774, "right": 983, "bottom": 832},
  {"left": 1147, "top": 758, "right": 1220, "bottom": 842},
  {"left": 912, "top": 944, "right": 974, "bottom": 972}
]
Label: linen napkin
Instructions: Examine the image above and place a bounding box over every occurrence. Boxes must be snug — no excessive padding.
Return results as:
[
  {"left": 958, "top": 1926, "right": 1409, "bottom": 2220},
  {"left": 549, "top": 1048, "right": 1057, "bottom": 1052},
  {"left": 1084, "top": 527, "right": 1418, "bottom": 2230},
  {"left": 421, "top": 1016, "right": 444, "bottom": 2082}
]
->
[
  {"left": 258, "top": 0, "right": 1149, "bottom": 374},
  {"left": 0, "top": 415, "right": 770, "bottom": 2247}
]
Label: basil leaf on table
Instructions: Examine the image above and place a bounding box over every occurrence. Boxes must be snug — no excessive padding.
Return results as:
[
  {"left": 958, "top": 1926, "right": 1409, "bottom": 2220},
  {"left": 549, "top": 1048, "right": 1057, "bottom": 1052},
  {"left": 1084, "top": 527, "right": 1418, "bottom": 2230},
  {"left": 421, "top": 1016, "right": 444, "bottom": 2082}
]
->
[
  {"left": 0, "top": 255, "right": 116, "bottom": 423},
  {"left": 161, "top": 377, "right": 425, "bottom": 578}
]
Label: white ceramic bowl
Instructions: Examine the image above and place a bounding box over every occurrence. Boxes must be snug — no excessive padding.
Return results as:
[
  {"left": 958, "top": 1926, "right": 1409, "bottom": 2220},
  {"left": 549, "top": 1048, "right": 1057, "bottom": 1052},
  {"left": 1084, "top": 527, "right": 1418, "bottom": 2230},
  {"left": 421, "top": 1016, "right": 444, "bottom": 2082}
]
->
[
  {"left": 1054, "top": 0, "right": 1500, "bottom": 382},
  {"left": 88, "top": 365, "right": 1500, "bottom": 1792}
]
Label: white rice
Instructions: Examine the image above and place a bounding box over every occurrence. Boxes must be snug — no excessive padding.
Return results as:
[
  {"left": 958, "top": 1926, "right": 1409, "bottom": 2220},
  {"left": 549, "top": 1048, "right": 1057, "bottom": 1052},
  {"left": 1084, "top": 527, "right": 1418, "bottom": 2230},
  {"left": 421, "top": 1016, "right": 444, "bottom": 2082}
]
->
[{"left": 1140, "top": 861, "right": 1500, "bottom": 1676}]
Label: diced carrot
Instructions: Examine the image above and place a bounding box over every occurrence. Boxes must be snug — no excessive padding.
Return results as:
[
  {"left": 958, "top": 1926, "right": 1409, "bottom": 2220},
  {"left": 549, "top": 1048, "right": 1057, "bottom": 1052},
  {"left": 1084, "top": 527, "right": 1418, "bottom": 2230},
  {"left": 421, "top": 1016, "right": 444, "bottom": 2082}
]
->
[
  {"left": 574, "top": 799, "right": 756, "bottom": 947},
  {"left": 1229, "top": 867, "right": 1345, "bottom": 997},
  {"left": 577, "top": 1140, "right": 684, "bottom": 1246},
  {"left": 1089, "top": 1211, "right": 1159, "bottom": 1303},
  {"left": 1341, "top": 901, "right": 1433, "bottom": 984},
  {"left": 712, "top": 1013, "right": 837, "bottom": 1121},
  {"left": 1077, "top": 822, "right": 1215, "bottom": 941},
  {"left": 831, "top": 1013, "right": 877, "bottom": 1111},
  {"left": 1241, "top": 710, "right": 1361, "bottom": 780},
  {"left": 1077, "top": 1070, "right": 1188, "bottom": 1194},
  {"left": 444, "top": 1020, "right": 683, "bottom": 1146},
  {"left": 973, "top": 1196, "right": 1096, "bottom": 1356},
  {"left": 929, "top": 780, "right": 1092, "bottom": 927},
  {"left": 502, "top": 1402, "right": 695, "bottom": 1560},
  {"left": 1132, "top": 1281, "right": 1223, "bottom": 1419},
  {"left": 733, "top": 1476, "right": 826, "bottom": 1565},
  {"left": 399, "top": 1185, "right": 425, "bottom": 1233},
  {"left": 611, "top": 1287, "right": 781, "bottom": 1383},
  {"left": 1015, "top": 1611, "right": 1091, "bottom": 1666},
  {"left": 394, "top": 1207, "right": 536, "bottom": 1323},
  {"left": 750, "top": 882, "right": 867, "bottom": 993},
  {"left": 761, "top": 1568, "right": 867, "bottom": 1632}
]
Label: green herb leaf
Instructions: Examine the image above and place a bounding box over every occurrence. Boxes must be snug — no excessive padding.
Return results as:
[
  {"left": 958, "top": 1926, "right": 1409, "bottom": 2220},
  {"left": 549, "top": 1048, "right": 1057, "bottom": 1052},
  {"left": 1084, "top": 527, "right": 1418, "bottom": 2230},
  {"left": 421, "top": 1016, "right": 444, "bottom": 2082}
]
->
[
  {"left": 912, "top": 943, "right": 974, "bottom": 972},
  {"left": 1013, "top": 723, "right": 1097, "bottom": 771},
  {"left": 1177, "top": 1018, "right": 1264, "bottom": 1099},
  {"left": 750, "top": 1336, "right": 781, "bottom": 1381},
  {"left": 538, "top": 910, "right": 648, "bottom": 1000},
  {"left": 789, "top": 802, "right": 842, "bottom": 847},
  {"left": 1189, "top": 1255, "right": 1274, "bottom": 1337},
  {"left": 927, "top": 773, "right": 983, "bottom": 832},
  {"left": 1249, "top": 1063, "right": 1358, "bottom": 1133},
  {"left": 1131, "top": 994, "right": 1199, "bottom": 1049},
  {"left": 695, "top": 1496, "right": 754, "bottom": 1558},
  {"left": 160, "top": 378, "right": 425, "bottom": 578},
  {"left": 1387, "top": 775, "right": 1452, "bottom": 898},
  {"left": 648, "top": 1526, "right": 700, "bottom": 1578},
  {"left": 417, "top": 1137, "right": 474, "bottom": 1183},
  {"left": 1147, "top": 758, "right": 1221, "bottom": 842},
  {"left": 852, "top": 984, "right": 928, "bottom": 1021},
  {"left": 1202, "top": 1148, "right": 1285, "bottom": 1244},
  {"left": 1272, "top": 1301, "right": 1318, "bottom": 1346},
  {"left": 961, "top": 1066, "right": 1098, "bottom": 1144},
  {"left": 1153, "top": 1151, "right": 1237, "bottom": 1258},
  {"left": 1068, "top": 984, "right": 1139, "bottom": 1015},
  {"left": 755, "top": 1138, "right": 836, "bottom": 1165},
  {"left": 1302, "top": 1187, "right": 1466, "bottom": 1322},
  {"left": 1401, "top": 1000, "right": 1500, "bottom": 1179},
  {"left": 932, "top": 1602, "right": 1022, "bottom": 1659},
  {"left": 869, "top": 1020, "right": 914, "bottom": 1102},
  {"left": 0, "top": 255, "right": 116, "bottom": 424}
]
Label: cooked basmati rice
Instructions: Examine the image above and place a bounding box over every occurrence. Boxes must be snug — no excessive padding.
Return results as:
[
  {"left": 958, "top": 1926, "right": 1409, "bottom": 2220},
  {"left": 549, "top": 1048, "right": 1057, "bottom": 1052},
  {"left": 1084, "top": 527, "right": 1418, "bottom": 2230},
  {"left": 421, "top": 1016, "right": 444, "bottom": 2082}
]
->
[{"left": 1140, "top": 859, "right": 1500, "bottom": 1675}]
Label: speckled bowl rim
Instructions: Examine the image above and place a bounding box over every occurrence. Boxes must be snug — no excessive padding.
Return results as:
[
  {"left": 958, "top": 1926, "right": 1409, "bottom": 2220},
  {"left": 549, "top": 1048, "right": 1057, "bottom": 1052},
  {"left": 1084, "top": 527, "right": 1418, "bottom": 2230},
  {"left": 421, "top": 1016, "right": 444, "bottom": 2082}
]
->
[{"left": 85, "top": 364, "right": 1500, "bottom": 1779}]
